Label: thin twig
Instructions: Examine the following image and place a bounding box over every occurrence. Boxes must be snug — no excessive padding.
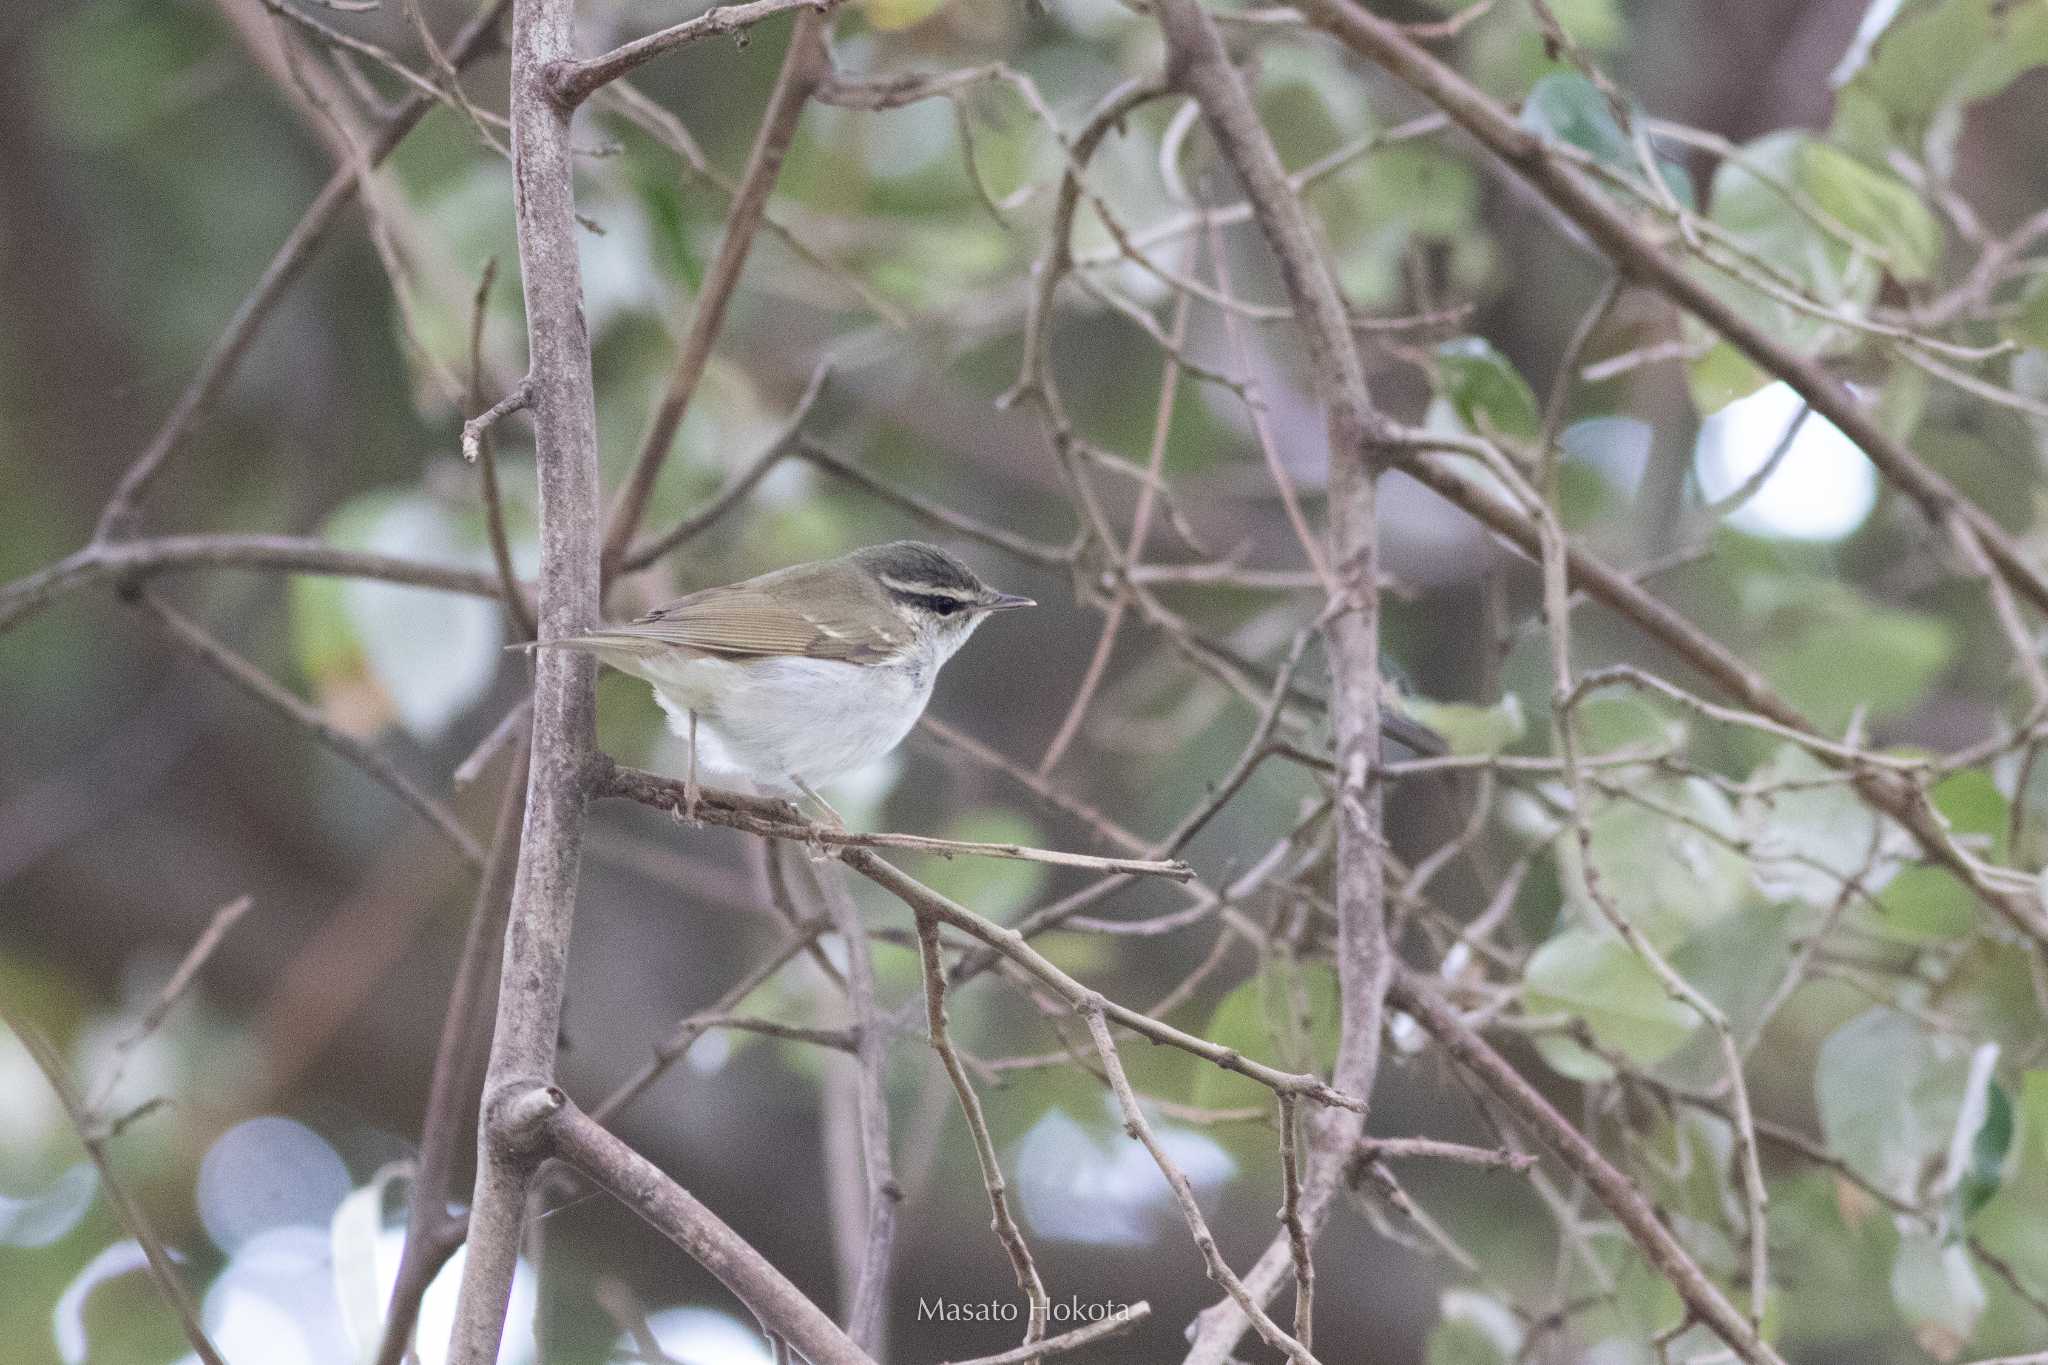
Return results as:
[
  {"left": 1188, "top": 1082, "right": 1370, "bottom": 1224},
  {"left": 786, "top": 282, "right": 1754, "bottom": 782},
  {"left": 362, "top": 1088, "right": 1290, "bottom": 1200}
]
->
[
  {"left": 913, "top": 907, "right": 1051, "bottom": 1355},
  {"left": 941, "top": 1302, "right": 1151, "bottom": 1365},
  {"left": 376, "top": 741, "right": 530, "bottom": 1365},
  {"left": 595, "top": 762, "right": 1193, "bottom": 880},
  {"left": 0, "top": 1004, "right": 228, "bottom": 1365},
  {"left": 1083, "top": 1006, "right": 1320, "bottom": 1365},
  {"left": 803, "top": 855, "right": 900, "bottom": 1351},
  {"left": 1, "top": 534, "right": 507, "bottom": 637},
  {"left": 599, "top": 13, "right": 829, "bottom": 578},
  {"left": 546, "top": 0, "right": 845, "bottom": 108},
  {"left": 135, "top": 590, "right": 484, "bottom": 866}
]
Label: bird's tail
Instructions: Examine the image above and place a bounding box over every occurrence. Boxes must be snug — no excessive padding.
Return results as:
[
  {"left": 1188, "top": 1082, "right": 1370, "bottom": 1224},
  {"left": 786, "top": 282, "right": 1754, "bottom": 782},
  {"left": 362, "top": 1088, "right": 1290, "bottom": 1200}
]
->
[{"left": 506, "top": 631, "right": 667, "bottom": 658}]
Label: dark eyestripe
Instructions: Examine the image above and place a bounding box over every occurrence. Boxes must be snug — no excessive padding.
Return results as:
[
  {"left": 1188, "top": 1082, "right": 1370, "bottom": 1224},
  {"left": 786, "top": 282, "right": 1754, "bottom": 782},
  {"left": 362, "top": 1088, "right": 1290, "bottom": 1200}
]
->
[{"left": 902, "top": 592, "right": 969, "bottom": 617}]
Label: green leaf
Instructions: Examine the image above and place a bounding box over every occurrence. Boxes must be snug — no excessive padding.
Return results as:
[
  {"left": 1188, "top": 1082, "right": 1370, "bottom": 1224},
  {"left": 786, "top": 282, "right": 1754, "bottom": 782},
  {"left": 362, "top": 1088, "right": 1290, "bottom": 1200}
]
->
[
  {"left": 1817, "top": 1007, "right": 1972, "bottom": 1197},
  {"left": 1557, "top": 776, "right": 1749, "bottom": 947},
  {"left": 1971, "top": 1071, "right": 2048, "bottom": 1287},
  {"left": 2006, "top": 275, "right": 2048, "bottom": 352},
  {"left": 1435, "top": 337, "right": 1542, "bottom": 443},
  {"left": 1521, "top": 71, "right": 1630, "bottom": 168},
  {"left": 863, "top": 0, "right": 953, "bottom": 31},
  {"left": 1843, "top": 0, "right": 2048, "bottom": 130},
  {"left": 1428, "top": 1290, "right": 1522, "bottom": 1365},
  {"left": 1192, "top": 963, "right": 1337, "bottom": 1110},
  {"left": 1688, "top": 341, "right": 1772, "bottom": 415},
  {"left": 1890, "top": 1227, "right": 1986, "bottom": 1352},
  {"left": 1869, "top": 865, "right": 1976, "bottom": 942},
  {"left": 1956, "top": 1080, "right": 2014, "bottom": 1224},
  {"left": 1797, "top": 139, "right": 1942, "bottom": 282},
  {"left": 1518, "top": 71, "right": 1693, "bottom": 207},
  {"left": 1404, "top": 694, "right": 1526, "bottom": 756},
  {"left": 1331, "top": 144, "right": 1482, "bottom": 308},
  {"left": 1698, "top": 132, "right": 1883, "bottom": 368},
  {"left": 1525, "top": 928, "right": 1699, "bottom": 1081},
  {"left": 1932, "top": 767, "right": 2008, "bottom": 863},
  {"left": 1576, "top": 695, "right": 1684, "bottom": 756},
  {"left": 1755, "top": 587, "right": 1956, "bottom": 733},
  {"left": 909, "top": 810, "right": 1051, "bottom": 923},
  {"left": 1739, "top": 745, "right": 1910, "bottom": 907}
]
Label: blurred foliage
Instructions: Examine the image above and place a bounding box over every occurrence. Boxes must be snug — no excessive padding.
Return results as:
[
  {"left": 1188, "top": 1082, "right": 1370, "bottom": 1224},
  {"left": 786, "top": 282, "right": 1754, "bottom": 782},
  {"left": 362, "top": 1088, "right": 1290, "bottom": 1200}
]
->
[{"left": 7, "top": 0, "right": 2048, "bottom": 1361}]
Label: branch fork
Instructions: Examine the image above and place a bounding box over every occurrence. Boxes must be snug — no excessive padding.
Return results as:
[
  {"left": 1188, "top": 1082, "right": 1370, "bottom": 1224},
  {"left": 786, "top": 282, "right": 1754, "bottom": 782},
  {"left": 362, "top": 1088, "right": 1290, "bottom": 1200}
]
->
[{"left": 461, "top": 376, "right": 532, "bottom": 462}]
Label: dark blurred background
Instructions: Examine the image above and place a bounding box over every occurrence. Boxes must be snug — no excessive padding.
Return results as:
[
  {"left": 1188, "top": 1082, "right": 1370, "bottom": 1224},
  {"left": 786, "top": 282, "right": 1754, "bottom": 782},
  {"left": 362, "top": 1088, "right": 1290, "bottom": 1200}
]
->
[{"left": 6, "top": 0, "right": 2048, "bottom": 1361}]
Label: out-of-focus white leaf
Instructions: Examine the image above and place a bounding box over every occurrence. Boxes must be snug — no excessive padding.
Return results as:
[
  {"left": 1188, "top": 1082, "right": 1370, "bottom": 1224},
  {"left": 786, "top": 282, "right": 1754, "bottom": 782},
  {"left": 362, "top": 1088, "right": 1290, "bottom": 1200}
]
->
[
  {"left": 0, "top": 1162, "right": 96, "bottom": 1248},
  {"left": 325, "top": 493, "right": 506, "bottom": 741},
  {"left": 1891, "top": 1228, "right": 1985, "bottom": 1356},
  {"left": 196, "top": 1116, "right": 352, "bottom": 1255},
  {"left": 608, "top": 1306, "right": 774, "bottom": 1365},
  {"left": 53, "top": 1239, "right": 151, "bottom": 1364},
  {"left": 332, "top": 1163, "right": 410, "bottom": 1360},
  {"left": 1013, "top": 1105, "right": 1235, "bottom": 1245},
  {"left": 1818, "top": 1007, "right": 1971, "bottom": 1199}
]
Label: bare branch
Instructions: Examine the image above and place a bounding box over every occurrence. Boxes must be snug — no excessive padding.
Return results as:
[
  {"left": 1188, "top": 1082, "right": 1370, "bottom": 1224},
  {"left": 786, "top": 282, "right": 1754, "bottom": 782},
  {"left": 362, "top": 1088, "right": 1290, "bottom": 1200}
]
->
[
  {"left": 1, "top": 534, "right": 507, "bottom": 637},
  {"left": 804, "top": 855, "right": 901, "bottom": 1350},
  {"left": 376, "top": 742, "right": 529, "bottom": 1365},
  {"left": 546, "top": 0, "right": 844, "bottom": 109},
  {"left": 462, "top": 378, "right": 533, "bottom": 464},
  {"left": 543, "top": 1092, "right": 878, "bottom": 1365},
  {"left": 1153, "top": 0, "right": 1395, "bottom": 1357},
  {"left": 912, "top": 906, "right": 1050, "bottom": 1351},
  {"left": 942, "top": 1302, "right": 1151, "bottom": 1365},
  {"left": 594, "top": 762, "right": 1194, "bottom": 880},
  {"left": 446, "top": 0, "right": 606, "bottom": 1353},
  {"left": 135, "top": 590, "right": 485, "bottom": 866},
  {"left": 91, "top": 0, "right": 510, "bottom": 542},
  {"left": 0, "top": 1005, "right": 227, "bottom": 1365},
  {"left": 598, "top": 14, "right": 830, "bottom": 578},
  {"left": 1289, "top": 0, "right": 2048, "bottom": 623}
]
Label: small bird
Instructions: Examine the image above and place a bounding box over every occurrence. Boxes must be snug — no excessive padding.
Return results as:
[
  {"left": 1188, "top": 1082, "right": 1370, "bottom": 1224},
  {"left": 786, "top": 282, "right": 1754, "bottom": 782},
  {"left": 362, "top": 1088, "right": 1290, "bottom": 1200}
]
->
[{"left": 537, "top": 541, "right": 1034, "bottom": 809}]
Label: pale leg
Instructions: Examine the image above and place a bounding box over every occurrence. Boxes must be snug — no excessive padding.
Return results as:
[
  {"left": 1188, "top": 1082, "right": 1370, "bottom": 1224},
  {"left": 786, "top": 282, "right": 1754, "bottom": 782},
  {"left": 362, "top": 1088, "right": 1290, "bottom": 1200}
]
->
[{"left": 684, "top": 710, "right": 701, "bottom": 825}]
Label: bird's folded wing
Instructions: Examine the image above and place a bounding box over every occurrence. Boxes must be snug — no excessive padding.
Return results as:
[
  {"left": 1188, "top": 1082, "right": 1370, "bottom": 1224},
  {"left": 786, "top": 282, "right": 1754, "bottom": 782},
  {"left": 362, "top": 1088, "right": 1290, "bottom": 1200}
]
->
[{"left": 601, "top": 586, "right": 905, "bottom": 663}]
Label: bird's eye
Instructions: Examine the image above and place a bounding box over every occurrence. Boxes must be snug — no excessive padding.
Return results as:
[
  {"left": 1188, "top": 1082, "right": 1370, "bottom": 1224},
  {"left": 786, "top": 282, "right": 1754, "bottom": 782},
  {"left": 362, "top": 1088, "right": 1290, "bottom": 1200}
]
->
[{"left": 911, "top": 594, "right": 966, "bottom": 617}]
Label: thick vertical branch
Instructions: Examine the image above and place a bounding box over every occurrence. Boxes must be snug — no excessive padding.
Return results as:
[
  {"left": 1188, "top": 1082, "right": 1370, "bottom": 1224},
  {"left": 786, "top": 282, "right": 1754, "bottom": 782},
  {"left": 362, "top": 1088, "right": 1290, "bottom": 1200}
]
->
[
  {"left": 376, "top": 741, "right": 530, "bottom": 1365},
  {"left": 445, "top": 0, "right": 604, "bottom": 1357},
  {"left": 1152, "top": 2, "right": 1393, "bottom": 1356},
  {"left": 807, "top": 857, "right": 901, "bottom": 1352}
]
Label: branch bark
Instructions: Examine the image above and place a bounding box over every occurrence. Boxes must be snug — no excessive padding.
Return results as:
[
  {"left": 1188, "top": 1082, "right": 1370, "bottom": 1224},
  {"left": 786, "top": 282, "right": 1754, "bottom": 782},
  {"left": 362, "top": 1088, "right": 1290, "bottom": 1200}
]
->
[
  {"left": 376, "top": 740, "right": 529, "bottom": 1365},
  {"left": 91, "top": 0, "right": 510, "bottom": 543},
  {"left": 444, "top": 0, "right": 604, "bottom": 1354},
  {"left": 0, "top": 533, "right": 508, "bottom": 637},
  {"left": 1151, "top": 0, "right": 1393, "bottom": 1358},
  {"left": 598, "top": 12, "right": 829, "bottom": 578},
  {"left": 1389, "top": 968, "right": 1785, "bottom": 1365},
  {"left": 544, "top": 1092, "right": 877, "bottom": 1365},
  {"left": 1289, "top": 0, "right": 2048, "bottom": 620}
]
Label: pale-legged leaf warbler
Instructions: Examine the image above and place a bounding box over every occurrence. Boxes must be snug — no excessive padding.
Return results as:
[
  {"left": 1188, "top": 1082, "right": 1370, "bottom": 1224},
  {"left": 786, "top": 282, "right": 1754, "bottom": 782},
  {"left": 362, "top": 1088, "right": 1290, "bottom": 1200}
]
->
[
  {"left": 532, "top": 540, "right": 1444, "bottom": 810},
  {"left": 534, "top": 542, "right": 1032, "bottom": 804}
]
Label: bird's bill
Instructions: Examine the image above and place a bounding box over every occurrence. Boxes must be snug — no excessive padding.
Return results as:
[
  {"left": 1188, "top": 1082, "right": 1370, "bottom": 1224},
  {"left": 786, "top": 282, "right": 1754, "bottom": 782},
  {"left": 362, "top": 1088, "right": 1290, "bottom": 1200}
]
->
[{"left": 981, "top": 592, "right": 1036, "bottom": 611}]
